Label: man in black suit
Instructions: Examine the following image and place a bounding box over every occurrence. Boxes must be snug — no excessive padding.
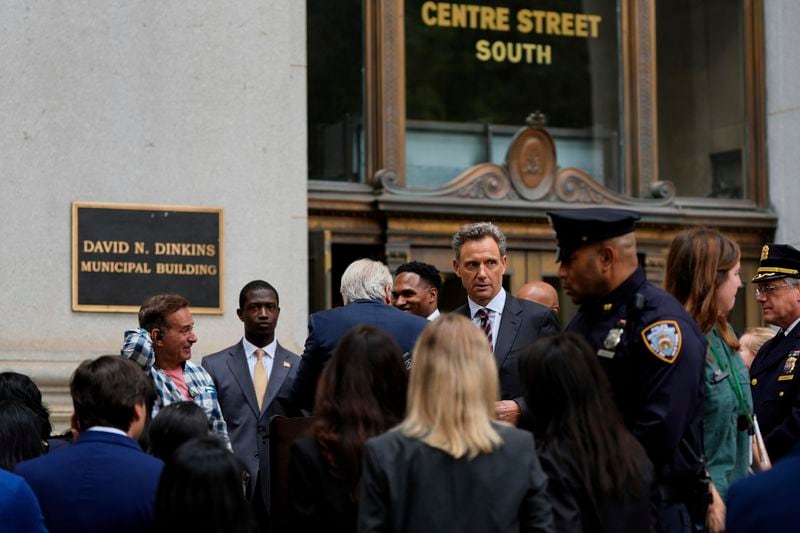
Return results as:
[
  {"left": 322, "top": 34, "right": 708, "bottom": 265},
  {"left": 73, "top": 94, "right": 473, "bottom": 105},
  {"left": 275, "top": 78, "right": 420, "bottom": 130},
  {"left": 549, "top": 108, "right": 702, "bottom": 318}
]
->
[
  {"left": 452, "top": 222, "right": 560, "bottom": 427},
  {"left": 289, "top": 258, "right": 429, "bottom": 412},
  {"left": 202, "top": 280, "right": 300, "bottom": 532}
]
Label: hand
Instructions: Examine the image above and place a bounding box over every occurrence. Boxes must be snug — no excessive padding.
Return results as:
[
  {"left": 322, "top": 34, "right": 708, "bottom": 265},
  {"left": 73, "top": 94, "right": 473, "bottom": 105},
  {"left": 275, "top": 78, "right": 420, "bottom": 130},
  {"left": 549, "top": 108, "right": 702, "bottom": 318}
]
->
[
  {"left": 707, "top": 482, "right": 725, "bottom": 533},
  {"left": 494, "top": 400, "right": 522, "bottom": 426}
]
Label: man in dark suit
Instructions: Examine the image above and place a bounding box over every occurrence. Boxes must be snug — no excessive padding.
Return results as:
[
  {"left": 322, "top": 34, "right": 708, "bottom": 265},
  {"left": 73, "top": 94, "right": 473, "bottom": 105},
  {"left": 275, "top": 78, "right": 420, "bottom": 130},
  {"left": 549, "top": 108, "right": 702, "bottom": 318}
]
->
[
  {"left": 289, "top": 258, "right": 429, "bottom": 411},
  {"left": 750, "top": 243, "right": 800, "bottom": 462},
  {"left": 203, "top": 280, "right": 300, "bottom": 531},
  {"left": 16, "top": 356, "right": 163, "bottom": 533},
  {"left": 451, "top": 222, "right": 560, "bottom": 427}
]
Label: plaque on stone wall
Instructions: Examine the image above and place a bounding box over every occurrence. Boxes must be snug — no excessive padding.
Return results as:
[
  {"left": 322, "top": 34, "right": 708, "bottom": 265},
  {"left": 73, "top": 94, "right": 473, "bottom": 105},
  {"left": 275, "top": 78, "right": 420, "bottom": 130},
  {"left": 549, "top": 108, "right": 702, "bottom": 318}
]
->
[{"left": 72, "top": 202, "right": 224, "bottom": 313}]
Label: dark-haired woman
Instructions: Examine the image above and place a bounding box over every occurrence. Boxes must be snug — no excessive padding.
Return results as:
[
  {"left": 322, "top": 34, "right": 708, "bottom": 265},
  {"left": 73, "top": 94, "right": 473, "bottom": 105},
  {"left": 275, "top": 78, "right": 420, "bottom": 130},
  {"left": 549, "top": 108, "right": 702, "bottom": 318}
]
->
[
  {"left": 0, "top": 372, "right": 61, "bottom": 448},
  {"left": 665, "top": 228, "right": 752, "bottom": 533},
  {"left": 153, "top": 436, "right": 256, "bottom": 533},
  {"left": 0, "top": 401, "right": 44, "bottom": 470},
  {"left": 288, "top": 325, "right": 408, "bottom": 533},
  {"left": 519, "top": 332, "right": 653, "bottom": 532},
  {"left": 147, "top": 401, "right": 210, "bottom": 461}
]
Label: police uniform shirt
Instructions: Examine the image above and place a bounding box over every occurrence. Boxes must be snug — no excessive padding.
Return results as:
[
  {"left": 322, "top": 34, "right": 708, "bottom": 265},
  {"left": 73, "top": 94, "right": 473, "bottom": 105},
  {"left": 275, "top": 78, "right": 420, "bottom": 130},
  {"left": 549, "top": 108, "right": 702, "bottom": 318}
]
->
[
  {"left": 566, "top": 267, "right": 707, "bottom": 481},
  {"left": 750, "top": 322, "right": 800, "bottom": 462}
]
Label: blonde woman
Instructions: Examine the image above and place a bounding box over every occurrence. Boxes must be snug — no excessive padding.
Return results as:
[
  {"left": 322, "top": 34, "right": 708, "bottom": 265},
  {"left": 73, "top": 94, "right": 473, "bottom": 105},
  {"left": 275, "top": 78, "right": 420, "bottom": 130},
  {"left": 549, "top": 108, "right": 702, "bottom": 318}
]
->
[
  {"left": 739, "top": 327, "right": 776, "bottom": 370},
  {"left": 358, "top": 314, "right": 554, "bottom": 533}
]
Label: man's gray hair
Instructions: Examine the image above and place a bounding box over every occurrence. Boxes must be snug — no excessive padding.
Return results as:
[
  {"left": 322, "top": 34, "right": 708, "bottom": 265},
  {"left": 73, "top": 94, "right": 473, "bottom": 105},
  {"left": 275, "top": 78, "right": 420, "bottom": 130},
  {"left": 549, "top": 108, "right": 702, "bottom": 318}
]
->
[
  {"left": 451, "top": 222, "right": 507, "bottom": 260},
  {"left": 340, "top": 259, "right": 393, "bottom": 305}
]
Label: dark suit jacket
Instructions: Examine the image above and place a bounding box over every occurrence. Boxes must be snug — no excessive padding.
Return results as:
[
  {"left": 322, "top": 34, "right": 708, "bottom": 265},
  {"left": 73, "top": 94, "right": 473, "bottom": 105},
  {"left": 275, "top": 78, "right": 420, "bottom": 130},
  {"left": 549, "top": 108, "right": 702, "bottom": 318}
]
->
[
  {"left": 202, "top": 340, "right": 299, "bottom": 510},
  {"left": 15, "top": 430, "right": 163, "bottom": 533},
  {"left": 455, "top": 293, "right": 561, "bottom": 425},
  {"left": 289, "top": 299, "right": 429, "bottom": 411},
  {"left": 726, "top": 442, "right": 800, "bottom": 533},
  {"left": 359, "top": 424, "right": 554, "bottom": 533},
  {"left": 749, "top": 325, "right": 800, "bottom": 461},
  {"left": 288, "top": 437, "right": 357, "bottom": 533}
]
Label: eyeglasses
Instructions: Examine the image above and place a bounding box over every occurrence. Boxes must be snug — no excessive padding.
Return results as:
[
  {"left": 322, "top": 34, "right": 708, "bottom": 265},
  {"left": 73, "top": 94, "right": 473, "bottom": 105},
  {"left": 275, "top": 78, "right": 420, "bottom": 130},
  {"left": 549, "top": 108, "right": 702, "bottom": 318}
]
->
[{"left": 754, "top": 283, "right": 794, "bottom": 297}]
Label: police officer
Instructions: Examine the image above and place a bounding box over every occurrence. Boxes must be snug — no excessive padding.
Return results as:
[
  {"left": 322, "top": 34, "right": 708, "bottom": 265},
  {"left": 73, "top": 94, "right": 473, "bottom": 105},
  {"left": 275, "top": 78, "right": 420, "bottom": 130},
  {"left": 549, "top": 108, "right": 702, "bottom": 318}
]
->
[
  {"left": 548, "top": 207, "right": 707, "bottom": 532},
  {"left": 750, "top": 243, "right": 800, "bottom": 462}
]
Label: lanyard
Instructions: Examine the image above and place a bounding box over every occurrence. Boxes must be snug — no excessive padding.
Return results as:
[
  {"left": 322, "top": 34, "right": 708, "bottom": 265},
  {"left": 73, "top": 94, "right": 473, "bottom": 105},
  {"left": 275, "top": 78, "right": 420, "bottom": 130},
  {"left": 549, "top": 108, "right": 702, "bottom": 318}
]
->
[{"left": 708, "top": 328, "right": 753, "bottom": 429}]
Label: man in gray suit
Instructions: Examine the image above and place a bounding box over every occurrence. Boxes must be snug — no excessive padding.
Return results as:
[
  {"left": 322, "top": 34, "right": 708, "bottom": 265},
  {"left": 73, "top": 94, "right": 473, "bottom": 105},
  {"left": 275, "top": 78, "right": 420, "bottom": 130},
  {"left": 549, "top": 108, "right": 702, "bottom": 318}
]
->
[
  {"left": 452, "top": 222, "right": 560, "bottom": 428},
  {"left": 203, "top": 280, "right": 300, "bottom": 532}
]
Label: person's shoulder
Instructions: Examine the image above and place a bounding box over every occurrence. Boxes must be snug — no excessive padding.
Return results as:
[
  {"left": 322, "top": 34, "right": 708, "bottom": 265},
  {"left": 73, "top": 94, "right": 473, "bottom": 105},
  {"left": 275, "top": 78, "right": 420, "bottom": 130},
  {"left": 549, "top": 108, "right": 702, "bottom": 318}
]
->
[
  {"left": 13, "top": 453, "right": 53, "bottom": 478},
  {"left": 506, "top": 293, "right": 550, "bottom": 313},
  {"left": 391, "top": 306, "right": 429, "bottom": 328},
  {"left": 202, "top": 342, "right": 242, "bottom": 364},
  {"left": 495, "top": 423, "right": 535, "bottom": 447},
  {"left": 640, "top": 283, "right": 692, "bottom": 319},
  {"left": 276, "top": 341, "right": 301, "bottom": 359},
  {"left": 510, "top": 295, "right": 553, "bottom": 317},
  {"left": 639, "top": 283, "right": 704, "bottom": 338},
  {"left": 366, "top": 429, "right": 412, "bottom": 455},
  {"left": 0, "top": 469, "right": 31, "bottom": 495}
]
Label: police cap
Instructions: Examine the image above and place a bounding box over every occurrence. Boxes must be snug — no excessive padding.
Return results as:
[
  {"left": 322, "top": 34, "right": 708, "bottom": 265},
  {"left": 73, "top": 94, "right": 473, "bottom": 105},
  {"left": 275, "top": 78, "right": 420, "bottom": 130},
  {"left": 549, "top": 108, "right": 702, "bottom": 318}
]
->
[
  {"left": 547, "top": 207, "right": 641, "bottom": 262},
  {"left": 752, "top": 243, "right": 800, "bottom": 282}
]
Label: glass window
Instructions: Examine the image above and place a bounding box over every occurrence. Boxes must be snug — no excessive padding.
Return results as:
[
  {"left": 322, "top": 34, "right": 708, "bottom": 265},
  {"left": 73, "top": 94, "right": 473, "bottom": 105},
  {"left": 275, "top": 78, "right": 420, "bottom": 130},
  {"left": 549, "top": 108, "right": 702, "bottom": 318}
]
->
[
  {"left": 404, "top": 0, "right": 623, "bottom": 190},
  {"left": 307, "top": 0, "right": 365, "bottom": 182},
  {"left": 657, "top": 0, "right": 746, "bottom": 198}
]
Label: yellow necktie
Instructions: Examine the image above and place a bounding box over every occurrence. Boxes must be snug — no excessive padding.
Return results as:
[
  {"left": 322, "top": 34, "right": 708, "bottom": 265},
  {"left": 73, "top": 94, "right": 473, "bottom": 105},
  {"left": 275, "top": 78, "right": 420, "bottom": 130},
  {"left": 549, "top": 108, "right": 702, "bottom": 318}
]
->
[{"left": 254, "top": 348, "right": 268, "bottom": 410}]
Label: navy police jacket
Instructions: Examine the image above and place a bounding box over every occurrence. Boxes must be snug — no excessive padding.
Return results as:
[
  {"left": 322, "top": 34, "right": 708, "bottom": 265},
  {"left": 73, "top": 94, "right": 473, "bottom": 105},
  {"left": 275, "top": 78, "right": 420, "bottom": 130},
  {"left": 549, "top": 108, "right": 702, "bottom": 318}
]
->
[
  {"left": 566, "top": 268, "right": 707, "bottom": 483},
  {"left": 750, "top": 325, "right": 800, "bottom": 462}
]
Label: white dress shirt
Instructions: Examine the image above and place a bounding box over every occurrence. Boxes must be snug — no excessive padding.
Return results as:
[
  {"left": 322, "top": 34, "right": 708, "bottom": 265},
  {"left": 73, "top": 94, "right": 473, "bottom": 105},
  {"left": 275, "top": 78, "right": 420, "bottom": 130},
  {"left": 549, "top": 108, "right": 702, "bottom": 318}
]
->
[{"left": 467, "top": 288, "right": 506, "bottom": 352}]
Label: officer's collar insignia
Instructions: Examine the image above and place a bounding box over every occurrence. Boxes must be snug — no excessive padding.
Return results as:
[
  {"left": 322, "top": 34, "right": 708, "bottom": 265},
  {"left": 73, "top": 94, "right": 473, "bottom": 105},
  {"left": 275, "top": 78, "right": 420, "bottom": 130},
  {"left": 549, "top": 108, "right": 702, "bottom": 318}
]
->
[
  {"left": 602, "top": 303, "right": 613, "bottom": 311},
  {"left": 641, "top": 320, "right": 681, "bottom": 364},
  {"left": 761, "top": 245, "right": 770, "bottom": 261}
]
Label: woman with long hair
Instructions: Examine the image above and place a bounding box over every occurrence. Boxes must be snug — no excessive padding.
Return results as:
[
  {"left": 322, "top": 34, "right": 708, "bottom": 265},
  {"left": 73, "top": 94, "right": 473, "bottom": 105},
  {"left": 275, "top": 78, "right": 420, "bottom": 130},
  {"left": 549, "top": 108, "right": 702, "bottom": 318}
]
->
[
  {"left": 519, "top": 333, "right": 653, "bottom": 532},
  {"left": 152, "top": 436, "right": 256, "bottom": 533},
  {"left": 288, "top": 324, "right": 408, "bottom": 533},
  {"left": 358, "top": 314, "right": 553, "bottom": 533},
  {"left": 665, "top": 227, "right": 752, "bottom": 533}
]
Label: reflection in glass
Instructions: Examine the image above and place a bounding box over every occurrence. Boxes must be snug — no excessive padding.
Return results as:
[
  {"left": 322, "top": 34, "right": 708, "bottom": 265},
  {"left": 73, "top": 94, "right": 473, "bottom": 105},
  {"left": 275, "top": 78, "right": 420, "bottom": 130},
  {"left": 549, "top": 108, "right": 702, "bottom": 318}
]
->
[
  {"left": 657, "top": 0, "right": 746, "bottom": 199},
  {"left": 405, "top": 0, "right": 622, "bottom": 190},
  {"left": 307, "top": 0, "right": 364, "bottom": 182}
]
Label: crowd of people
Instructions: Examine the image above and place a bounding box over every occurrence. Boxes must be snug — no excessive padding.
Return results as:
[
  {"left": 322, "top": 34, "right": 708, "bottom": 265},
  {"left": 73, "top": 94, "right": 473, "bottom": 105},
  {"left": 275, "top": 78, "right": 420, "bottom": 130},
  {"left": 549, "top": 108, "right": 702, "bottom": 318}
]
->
[{"left": 2, "top": 207, "right": 799, "bottom": 533}]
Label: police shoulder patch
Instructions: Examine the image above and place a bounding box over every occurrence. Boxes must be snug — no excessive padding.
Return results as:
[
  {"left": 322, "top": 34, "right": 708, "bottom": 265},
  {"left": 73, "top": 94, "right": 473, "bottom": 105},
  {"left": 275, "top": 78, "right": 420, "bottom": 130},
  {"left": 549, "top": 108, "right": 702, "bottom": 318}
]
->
[{"left": 641, "top": 320, "right": 682, "bottom": 364}]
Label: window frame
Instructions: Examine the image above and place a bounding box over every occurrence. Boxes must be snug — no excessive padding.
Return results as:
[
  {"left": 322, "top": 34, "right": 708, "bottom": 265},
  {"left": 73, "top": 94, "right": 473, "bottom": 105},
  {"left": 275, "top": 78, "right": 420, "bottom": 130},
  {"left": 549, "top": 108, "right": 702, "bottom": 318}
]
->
[{"left": 361, "top": 0, "right": 766, "bottom": 205}]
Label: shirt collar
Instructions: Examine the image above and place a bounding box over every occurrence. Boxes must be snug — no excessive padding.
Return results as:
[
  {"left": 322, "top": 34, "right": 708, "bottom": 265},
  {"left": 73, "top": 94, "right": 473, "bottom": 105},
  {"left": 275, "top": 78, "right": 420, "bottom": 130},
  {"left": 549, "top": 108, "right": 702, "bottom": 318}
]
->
[
  {"left": 86, "top": 426, "right": 128, "bottom": 437},
  {"left": 242, "top": 337, "right": 277, "bottom": 358},
  {"left": 785, "top": 316, "right": 800, "bottom": 336},
  {"left": 426, "top": 309, "right": 441, "bottom": 321},
  {"left": 468, "top": 287, "right": 506, "bottom": 318}
]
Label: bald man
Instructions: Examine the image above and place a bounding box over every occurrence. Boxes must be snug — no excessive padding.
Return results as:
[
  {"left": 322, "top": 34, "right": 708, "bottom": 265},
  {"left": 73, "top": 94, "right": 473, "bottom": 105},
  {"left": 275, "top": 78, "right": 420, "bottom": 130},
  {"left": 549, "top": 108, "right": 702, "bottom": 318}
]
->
[
  {"left": 516, "top": 281, "right": 560, "bottom": 313},
  {"left": 548, "top": 207, "right": 707, "bottom": 532}
]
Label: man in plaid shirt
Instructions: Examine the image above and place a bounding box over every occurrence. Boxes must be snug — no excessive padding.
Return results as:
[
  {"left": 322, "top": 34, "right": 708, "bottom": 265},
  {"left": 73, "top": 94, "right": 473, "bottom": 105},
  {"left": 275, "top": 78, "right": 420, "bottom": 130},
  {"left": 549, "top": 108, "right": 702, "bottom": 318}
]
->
[{"left": 121, "top": 293, "right": 230, "bottom": 447}]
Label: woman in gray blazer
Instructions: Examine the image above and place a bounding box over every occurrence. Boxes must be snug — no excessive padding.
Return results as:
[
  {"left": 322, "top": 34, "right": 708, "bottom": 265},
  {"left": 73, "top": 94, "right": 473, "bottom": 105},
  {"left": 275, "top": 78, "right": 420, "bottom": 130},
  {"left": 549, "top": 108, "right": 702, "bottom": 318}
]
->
[{"left": 358, "top": 314, "right": 554, "bottom": 533}]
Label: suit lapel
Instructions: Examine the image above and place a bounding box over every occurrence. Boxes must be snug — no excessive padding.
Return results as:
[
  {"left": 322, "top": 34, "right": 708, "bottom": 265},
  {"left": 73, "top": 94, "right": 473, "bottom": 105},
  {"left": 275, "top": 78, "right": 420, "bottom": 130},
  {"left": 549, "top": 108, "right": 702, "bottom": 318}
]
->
[
  {"left": 752, "top": 328, "right": 800, "bottom": 377},
  {"left": 262, "top": 343, "right": 292, "bottom": 413},
  {"left": 454, "top": 304, "right": 471, "bottom": 318},
  {"left": 494, "top": 296, "right": 522, "bottom": 368},
  {"left": 226, "top": 341, "right": 261, "bottom": 417}
]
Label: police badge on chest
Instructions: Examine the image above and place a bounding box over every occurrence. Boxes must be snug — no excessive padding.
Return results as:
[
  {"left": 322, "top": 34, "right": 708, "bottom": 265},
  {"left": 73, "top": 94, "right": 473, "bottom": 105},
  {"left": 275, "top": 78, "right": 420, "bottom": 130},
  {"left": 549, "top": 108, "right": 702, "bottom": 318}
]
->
[{"left": 598, "top": 320, "right": 626, "bottom": 359}]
